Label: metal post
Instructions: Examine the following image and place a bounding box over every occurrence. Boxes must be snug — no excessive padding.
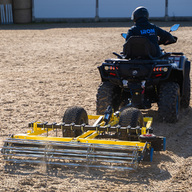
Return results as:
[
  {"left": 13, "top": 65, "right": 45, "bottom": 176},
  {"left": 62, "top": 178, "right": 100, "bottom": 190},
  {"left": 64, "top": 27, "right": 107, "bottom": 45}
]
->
[
  {"left": 95, "top": 0, "right": 99, "bottom": 22},
  {"left": 165, "top": 0, "right": 168, "bottom": 21},
  {"left": 32, "top": 0, "right": 35, "bottom": 22}
]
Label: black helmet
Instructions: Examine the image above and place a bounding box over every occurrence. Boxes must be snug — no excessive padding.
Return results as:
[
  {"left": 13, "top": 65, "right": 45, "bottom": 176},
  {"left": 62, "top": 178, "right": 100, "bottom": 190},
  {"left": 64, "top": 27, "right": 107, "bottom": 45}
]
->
[{"left": 131, "top": 6, "right": 149, "bottom": 22}]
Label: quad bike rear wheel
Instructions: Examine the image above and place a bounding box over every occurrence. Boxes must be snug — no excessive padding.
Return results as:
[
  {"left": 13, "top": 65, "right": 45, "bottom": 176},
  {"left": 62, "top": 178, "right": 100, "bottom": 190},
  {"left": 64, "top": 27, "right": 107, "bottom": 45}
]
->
[
  {"left": 181, "top": 60, "right": 191, "bottom": 108},
  {"left": 181, "top": 76, "right": 191, "bottom": 108},
  {"left": 62, "top": 106, "right": 88, "bottom": 137},
  {"left": 158, "top": 82, "right": 180, "bottom": 123},
  {"left": 96, "top": 81, "right": 121, "bottom": 115},
  {"left": 119, "top": 107, "right": 144, "bottom": 140}
]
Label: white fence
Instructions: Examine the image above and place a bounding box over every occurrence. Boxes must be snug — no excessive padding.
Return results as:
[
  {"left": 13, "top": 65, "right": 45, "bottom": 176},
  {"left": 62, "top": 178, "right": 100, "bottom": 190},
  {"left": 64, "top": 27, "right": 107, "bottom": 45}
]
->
[{"left": 0, "top": 0, "right": 13, "bottom": 24}]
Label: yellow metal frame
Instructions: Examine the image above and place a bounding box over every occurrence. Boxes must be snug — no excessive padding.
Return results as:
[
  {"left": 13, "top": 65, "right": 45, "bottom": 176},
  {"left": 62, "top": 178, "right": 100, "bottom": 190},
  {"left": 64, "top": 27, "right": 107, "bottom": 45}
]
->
[{"left": 12, "top": 114, "right": 153, "bottom": 151}]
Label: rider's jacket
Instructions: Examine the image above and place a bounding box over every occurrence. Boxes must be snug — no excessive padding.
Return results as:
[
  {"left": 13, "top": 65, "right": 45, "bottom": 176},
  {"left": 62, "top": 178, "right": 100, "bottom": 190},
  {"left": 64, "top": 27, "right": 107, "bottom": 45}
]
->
[{"left": 125, "top": 17, "right": 176, "bottom": 56}]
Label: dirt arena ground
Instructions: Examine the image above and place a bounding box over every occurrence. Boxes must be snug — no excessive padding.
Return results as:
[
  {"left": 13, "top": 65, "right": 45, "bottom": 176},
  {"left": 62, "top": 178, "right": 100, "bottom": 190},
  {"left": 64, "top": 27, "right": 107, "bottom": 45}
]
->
[{"left": 0, "top": 21, "right": 191, "bottom": 192}]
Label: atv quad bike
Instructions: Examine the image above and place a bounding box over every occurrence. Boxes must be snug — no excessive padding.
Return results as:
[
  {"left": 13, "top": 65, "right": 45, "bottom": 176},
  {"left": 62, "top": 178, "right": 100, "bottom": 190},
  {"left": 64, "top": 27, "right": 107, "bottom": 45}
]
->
[{"left": 97, "top": 24, "right": 191, "bottom": 123}]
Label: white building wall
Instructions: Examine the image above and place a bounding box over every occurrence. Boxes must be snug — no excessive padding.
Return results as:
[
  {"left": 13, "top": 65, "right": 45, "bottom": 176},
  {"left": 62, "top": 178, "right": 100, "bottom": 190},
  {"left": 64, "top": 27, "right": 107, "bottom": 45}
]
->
[
  {"left": 34, "top": 0, "right": 95, "bottom": 18},
  {"left": 168, "top": 0, "right": 192, "bottom": 17},
  {"left": 99, "top": 0, "right": 165, "bottom": 18},
  {"left": 33, "top": 0, "right": 192, "bottom": 19}
]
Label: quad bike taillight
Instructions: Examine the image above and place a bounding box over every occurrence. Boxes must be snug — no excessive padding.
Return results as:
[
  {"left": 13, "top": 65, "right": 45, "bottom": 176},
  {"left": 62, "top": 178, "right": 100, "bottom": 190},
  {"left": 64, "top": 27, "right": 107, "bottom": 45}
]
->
[
  {"left": 104, "top": 65, "right": 119, "bottom": 71},
  {"left": 103, "top": 65, "right": 119, "bottom": 77},
  {"left": 152, "top": 66, "right": 170, "bottom": 78},
  {"left": 153, "top": 67, "right": 169, "bottom": 72}
]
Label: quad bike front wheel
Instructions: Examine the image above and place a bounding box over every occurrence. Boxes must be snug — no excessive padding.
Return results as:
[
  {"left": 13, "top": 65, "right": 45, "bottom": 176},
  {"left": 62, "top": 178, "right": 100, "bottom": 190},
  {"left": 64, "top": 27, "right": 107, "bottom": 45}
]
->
[
  {"left": 62, "top": 106, "right": 88, "bottom": 137},
  {"left": 96, "top": 81, "right": 121, "bottom": 115},
  {"left": 119, "top": 107, "right": 144, "bottom": 140},
  {"left": 158, "top": 82, "right": 180, "bottom": 123}
]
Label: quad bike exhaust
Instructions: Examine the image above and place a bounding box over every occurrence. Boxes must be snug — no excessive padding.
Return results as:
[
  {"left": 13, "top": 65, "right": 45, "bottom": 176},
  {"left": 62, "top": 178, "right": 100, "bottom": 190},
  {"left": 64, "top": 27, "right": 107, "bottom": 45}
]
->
[{"left": 1, "top": 106, "right": 166, "bottom": 171}]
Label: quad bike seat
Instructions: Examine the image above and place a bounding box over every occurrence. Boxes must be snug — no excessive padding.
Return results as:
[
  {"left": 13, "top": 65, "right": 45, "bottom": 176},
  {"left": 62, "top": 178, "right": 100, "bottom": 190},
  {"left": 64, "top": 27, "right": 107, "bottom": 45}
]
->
[
  {"left": 107, "top": 36, "right": 172, "bottom": 63},
  {"left": 123, "top": 36, "right": 158, "bottom": 60}
]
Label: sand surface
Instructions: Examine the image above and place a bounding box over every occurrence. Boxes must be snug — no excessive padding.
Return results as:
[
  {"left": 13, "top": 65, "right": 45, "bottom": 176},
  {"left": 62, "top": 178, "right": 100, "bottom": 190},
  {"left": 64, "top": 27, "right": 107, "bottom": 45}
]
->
[{"left": 0, "top": 21, "right": 191, "bottom": 191}]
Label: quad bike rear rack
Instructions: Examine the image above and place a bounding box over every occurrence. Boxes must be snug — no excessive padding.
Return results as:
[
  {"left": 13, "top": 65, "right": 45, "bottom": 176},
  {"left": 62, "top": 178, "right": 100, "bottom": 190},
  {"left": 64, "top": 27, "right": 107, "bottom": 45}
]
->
[{"left": 1, "top": 111, "right": 166, "bottom": 171}]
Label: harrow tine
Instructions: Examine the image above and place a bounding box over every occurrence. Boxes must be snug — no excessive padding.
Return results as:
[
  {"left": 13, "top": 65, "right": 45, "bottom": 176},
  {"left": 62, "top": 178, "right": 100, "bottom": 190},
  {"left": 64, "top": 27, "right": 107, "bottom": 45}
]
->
[
  {"left": 1, "top": 138, "right": 140, "bottom": 170},
  {"left": 3, "top": 159, "right": 136, "bottom": 170}
]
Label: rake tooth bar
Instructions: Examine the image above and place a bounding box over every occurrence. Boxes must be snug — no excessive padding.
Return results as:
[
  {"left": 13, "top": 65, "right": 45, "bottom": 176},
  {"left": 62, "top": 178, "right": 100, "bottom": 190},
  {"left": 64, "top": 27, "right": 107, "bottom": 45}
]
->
[{"left": 1, "top": 138, "right": 140, "bottom": 170}]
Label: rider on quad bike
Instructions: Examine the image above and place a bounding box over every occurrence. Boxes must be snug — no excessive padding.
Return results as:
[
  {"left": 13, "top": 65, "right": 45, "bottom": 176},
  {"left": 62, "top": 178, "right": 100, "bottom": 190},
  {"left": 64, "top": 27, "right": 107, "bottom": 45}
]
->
[
  {"left": 96, "top": 7, "right": 191, "bottom": 124},
  {"left": 124, "top": 6, "right": 177, "bottom": 58}
]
